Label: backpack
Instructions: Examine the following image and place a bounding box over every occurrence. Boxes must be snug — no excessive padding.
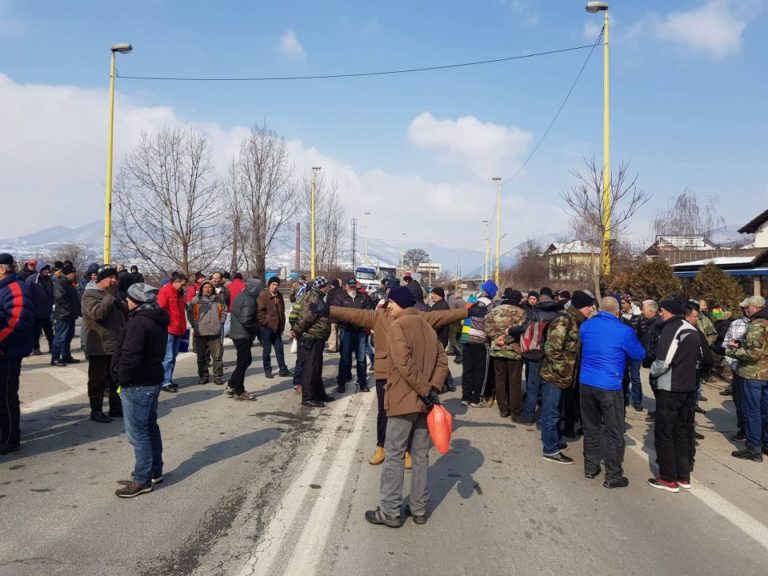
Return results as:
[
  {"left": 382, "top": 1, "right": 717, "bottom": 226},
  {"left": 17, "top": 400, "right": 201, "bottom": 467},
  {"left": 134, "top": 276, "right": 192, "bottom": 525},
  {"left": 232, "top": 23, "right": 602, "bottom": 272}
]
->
[
  {"left": 288, "top": 294, "right": 305, "bottom": 327},
  {"left": 520, "top": 319, "right": 550, "bottom": 360}
]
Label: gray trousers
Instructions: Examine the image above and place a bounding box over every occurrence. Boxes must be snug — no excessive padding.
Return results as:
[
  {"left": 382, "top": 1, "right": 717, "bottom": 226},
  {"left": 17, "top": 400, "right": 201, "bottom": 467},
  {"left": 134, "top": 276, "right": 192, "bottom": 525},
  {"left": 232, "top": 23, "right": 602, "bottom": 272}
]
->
[{"left": 380, "top": 412, "right": 431, "bottom": 517}]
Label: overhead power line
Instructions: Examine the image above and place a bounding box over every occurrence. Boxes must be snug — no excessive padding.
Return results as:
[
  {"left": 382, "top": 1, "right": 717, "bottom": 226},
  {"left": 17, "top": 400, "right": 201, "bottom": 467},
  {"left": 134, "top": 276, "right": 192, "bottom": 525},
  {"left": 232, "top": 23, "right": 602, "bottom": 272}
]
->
[
  {"left": 504, "top": 28, "right": 604, "bottom": 186},
  {"left": 116, "top": 43, "right": 596, "bottom": 82}
]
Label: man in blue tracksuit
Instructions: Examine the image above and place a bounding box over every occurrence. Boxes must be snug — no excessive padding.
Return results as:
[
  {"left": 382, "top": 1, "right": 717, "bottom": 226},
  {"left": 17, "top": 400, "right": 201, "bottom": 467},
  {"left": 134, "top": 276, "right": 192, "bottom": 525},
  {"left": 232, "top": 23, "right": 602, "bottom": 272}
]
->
[{"left": 579, "top": 296, "right": 646, "bottom": 488}]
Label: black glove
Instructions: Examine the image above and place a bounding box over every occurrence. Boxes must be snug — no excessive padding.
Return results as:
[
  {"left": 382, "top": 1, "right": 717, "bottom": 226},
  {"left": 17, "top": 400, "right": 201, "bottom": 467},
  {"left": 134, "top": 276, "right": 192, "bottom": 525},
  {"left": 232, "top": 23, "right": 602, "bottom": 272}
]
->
[
  {"left": 467, "top": 303, "right": 488, "bottom": 319},
  {"left": 309, "top": 302, "right": 329, "bottom": 317},
  {"left": 507, "top": 325, "right": 525, "bottom": 338},
  {"left": 420, "top": 387, "right": 441, "bottom": 411}
]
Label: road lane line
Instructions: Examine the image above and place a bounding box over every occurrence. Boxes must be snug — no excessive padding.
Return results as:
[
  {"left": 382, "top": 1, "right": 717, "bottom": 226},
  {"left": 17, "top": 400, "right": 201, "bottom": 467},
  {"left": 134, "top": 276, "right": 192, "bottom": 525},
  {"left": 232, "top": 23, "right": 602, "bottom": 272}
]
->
[
  {"left": 280, "top": 390, "right": 376, "bottom": 576},
  {"left": 626, "top": 433, "right": 768, "bottom": 550},
  {"left": 238, "top": 391, "right": 374, "bottom": 576}
]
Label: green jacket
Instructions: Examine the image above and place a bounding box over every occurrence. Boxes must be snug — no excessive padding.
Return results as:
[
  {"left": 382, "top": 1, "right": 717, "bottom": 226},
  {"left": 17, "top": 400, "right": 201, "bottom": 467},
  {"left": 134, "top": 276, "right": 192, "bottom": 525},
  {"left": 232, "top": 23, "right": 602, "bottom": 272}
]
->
[
  {"left": 292, "top": 287, "right": 331, "bottom": 342},
  {"left": 485, "top": 303, "right": 526, "bottom": 360},
  {"left": 728, "top": 308, "right": 768, "bottom": 381},
  {"left": 539, "top": 305, "right": 586, "bottom": 389},
  {"left": 698, "top": 314, "right": 717, "bottom": 347}
]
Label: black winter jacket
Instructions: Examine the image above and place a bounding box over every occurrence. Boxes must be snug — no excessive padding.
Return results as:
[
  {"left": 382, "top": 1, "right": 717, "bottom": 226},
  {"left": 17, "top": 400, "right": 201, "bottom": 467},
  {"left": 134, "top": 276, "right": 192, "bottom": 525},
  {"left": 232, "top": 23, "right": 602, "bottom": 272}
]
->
[
  {"left": 641, "top": 314, "right": 664, "bottom": 368},
  {"left": 229, "top": 280, "right": 262, "bottom": 340},
  {"left": 334, "top": 291, "right": 373, "bottom": 328},
  {"left": 26, "top": 272, "right": 54, "bottom": 320},
  {"left": 431, "top": 299, "right": 451, "bottom": 346},
  {"left": 53, "top": 276, "right": 81, "bottom": 321},
  {"left": 650, "top": 317, "right": 702, "bottom": 393},
  {"left": 113, "top": 304, "right": 170, "bottom": 387}
]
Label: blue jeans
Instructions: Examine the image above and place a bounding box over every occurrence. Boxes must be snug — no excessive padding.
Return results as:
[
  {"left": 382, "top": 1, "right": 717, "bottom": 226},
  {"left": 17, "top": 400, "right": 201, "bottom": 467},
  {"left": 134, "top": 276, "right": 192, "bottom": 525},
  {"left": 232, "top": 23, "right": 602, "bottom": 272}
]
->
[
  {"left": 121, "top": 385, "right": 163, "bottom": 484},
  {"left": 540, "top": 379, "right": 563, "bottom": 455},
  {"left": 261, "top": 326, "right": 287, "bottom": 373},
  {"left": 628, "top": 359, "right": 643, "bottom": 407},
  {"left": 522, "top": 360, "right": 541, "bottom": 420},
  {"left": 366, "top": 338, "right": 375, "bottom": 367},
  {"left": 162, "top": 334, "right": 182, "bottom": 385},
  {"left": 51, "top": 319, "right": 75, "bottom": 361},
  {"left": 338, "top": 327, "right": 367, "bottom": 386},
  {"left": 741, "top": 378, "right": 768, "bottom": 451}
]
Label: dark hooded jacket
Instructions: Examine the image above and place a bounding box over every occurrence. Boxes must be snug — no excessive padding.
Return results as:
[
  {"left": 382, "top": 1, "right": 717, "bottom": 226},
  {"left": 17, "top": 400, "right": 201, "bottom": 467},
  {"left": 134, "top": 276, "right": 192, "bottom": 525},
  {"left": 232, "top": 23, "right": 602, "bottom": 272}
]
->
[
  {"left": 229, "top": 279, "right": 262, "bottom": 340},
  {"left": 113, "top": 303, "right": 170, "bottom": 388},
  {"left": 53, "top": 274, "right": 81, "bottom": 321},
  {"left": 25, "top": 263, "right": 54, "bottom": 320},
  {"left": 82, "top": 285, "right": 127, "bottom": 356}
]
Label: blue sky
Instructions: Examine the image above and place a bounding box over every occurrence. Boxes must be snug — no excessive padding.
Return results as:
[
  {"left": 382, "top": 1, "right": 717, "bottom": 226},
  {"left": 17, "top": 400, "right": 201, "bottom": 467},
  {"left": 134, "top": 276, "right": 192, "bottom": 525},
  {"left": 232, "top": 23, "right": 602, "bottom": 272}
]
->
[{"left": 0, "top": 0, "right": 765, "bottom": 260}]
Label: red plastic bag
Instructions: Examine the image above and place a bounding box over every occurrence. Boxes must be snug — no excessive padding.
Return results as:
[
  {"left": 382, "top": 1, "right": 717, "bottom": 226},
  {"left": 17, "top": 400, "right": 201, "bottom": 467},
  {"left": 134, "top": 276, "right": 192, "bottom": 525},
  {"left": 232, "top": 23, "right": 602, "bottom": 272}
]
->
[{"left": 427, "top": 404, "right": 453, "bottom": 455}]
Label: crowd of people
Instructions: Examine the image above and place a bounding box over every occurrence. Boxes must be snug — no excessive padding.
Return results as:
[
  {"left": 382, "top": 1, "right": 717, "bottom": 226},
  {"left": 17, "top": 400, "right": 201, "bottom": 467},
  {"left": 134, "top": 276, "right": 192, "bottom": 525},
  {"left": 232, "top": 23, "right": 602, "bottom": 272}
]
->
[{"left": 2, "top": 250, "right": 767, "bottom": 513}]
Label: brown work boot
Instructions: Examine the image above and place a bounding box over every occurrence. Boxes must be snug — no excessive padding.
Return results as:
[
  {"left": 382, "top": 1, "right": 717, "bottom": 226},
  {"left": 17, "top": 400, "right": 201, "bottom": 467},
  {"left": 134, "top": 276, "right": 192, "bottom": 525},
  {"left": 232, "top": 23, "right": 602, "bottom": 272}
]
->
[
  {"left": 369, "top": 446, "right": 386, "bottom": 465},
  {"left": 115, "top": 481, "right": 152, "bottom": 498}
]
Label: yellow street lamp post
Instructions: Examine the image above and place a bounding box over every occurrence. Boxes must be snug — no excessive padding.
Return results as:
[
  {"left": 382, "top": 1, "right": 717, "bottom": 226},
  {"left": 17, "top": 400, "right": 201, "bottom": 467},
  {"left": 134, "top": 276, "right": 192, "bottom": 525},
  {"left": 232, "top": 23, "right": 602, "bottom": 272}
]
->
[
  {"left": 492, "top": 177, "right": 502, "bottom": 286},
  {"left": 310, "top": 166, "right": 321, "bottom": 277},
  {"left": 401, "top": 233, "right": 406, "bottom": 270},
  {"left": 586, "top": 1, "right": 611, "bottom": 276},
  {"left": 364, "top": 211, "right": 371, "bottom": 264},
  {"left": 103, "top": 43, "right": 132, "bottom": 265},
  {"left": 482, "top": 220, "right": 489, "bottom": 281}
]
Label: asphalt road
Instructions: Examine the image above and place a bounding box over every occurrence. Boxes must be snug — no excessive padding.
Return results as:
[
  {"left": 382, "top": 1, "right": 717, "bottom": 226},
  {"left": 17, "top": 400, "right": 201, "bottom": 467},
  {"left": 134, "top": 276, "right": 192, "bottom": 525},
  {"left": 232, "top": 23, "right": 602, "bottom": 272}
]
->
[{"left": 2, "top": 341, "right": 768, "bottom": 576}]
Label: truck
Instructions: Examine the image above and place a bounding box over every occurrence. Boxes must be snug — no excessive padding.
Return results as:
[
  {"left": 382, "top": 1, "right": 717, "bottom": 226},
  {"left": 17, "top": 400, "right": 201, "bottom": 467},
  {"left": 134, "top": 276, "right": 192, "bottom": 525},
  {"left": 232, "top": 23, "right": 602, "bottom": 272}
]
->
[{"left": 354, "top": 266, "right": 379, "bottom": 291}]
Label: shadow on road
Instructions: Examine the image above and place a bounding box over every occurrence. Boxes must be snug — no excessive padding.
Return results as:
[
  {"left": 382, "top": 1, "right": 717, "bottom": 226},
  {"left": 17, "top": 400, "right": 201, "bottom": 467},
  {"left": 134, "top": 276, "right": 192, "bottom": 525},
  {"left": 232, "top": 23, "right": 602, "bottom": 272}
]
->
[
  {"left": 426, "top": 438, "right": 484, "bottom": 513},
  {"left": 165, "top": 427, "right": 282, "bottom": 485}
]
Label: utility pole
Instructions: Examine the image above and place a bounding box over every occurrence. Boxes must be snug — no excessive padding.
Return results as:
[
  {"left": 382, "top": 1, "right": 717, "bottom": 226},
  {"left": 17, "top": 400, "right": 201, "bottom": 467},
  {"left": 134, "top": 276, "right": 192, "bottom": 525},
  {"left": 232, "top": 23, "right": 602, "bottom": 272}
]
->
[
  {"left": 310, "top": 166, "right": 321, "bottom": 278},
  {"left": 295, "top": 222, "right": 301, "bottom": 273},
  {"left": 493, "top": 177, "right": 502, "bottom": 286},
  {"left": 351, "top": 217, "right": 357, "bottom": 271}
]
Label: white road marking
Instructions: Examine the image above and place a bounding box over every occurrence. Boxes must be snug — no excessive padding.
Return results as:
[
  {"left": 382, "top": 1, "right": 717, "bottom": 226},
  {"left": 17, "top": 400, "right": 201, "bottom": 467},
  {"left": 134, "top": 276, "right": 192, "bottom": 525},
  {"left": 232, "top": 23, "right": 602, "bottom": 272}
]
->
[
  {"left": 21, "top": 366, "right": 88, "bottom": 414},
  {"left": 21, "top": 352, "right": 196, "bottom": 414},
  {"left": 626, "top": 433, "right": 768, "bottom": 550},
  {"left": 239, "top": 391, "right": 375, "bottom": 576}
]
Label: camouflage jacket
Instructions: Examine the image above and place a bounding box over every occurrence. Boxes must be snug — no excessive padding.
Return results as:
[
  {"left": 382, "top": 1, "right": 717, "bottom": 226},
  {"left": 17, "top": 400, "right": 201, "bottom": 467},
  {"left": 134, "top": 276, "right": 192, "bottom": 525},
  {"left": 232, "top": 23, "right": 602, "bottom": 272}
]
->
[
  {"left": 727, "top": 307, "right": 768, "bottom": 381},
  {"left": 698, "top": 314, "right": 717, "bottom": 347},
  {"left": 540, "top": 305, "right": 586, "bottom": 389},
  {"left": 485, "top": 303, "right": 526, "bottom": 360},
  {"left": 291, "top": 287, "right": 331, "bottom": 342}
]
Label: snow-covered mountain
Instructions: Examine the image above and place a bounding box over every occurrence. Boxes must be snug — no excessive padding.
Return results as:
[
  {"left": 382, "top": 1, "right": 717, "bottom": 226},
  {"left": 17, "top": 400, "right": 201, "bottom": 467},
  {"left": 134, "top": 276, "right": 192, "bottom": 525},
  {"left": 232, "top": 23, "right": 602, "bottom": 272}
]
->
[{"left": 0, "top": 221, "right": 104, "bottom": 258}]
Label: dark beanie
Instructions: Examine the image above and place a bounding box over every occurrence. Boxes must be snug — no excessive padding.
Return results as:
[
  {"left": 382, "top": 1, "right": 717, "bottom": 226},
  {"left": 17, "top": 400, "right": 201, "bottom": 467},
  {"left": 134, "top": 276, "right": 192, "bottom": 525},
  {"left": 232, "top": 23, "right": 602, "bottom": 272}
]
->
[
  {"left": 540, "top": 287, "right": 554, "bottom": 299},
  {"left": 528, "top": 290, "right": 539, "bottom": 299},
  {"left": 557, "top": 290, "right": 571, "bottom": 301},
  {"left": 571, "top": 290, "right": 596, "bottom": 309},
  {"left": 388, "top": 286, "right": 415, "bottom": 308},
  {"left": 61, "top": 263, "right": 76, "bottom": 275},
  {"left": 268, "top": 276, "right": 280, "bottom": 286},
  {"left": 503, "top": 288, "right": 523, "bottom": 305},
  {"left": 660, "top": 297, "right": 686, "bottom": 316},
  {"left": 96, "top": 266, "right": 118, "bottom": 283},
  {"left": 431, "top": 287, "right": 445, "bottom": 298}
]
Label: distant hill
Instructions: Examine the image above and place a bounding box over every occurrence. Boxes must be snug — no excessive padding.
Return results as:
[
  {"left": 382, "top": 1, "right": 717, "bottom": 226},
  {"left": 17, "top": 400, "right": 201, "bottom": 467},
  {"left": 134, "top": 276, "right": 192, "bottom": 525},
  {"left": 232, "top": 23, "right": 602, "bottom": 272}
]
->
[{"left": 0, "top": 221, "right": 104, "bottom": 258}]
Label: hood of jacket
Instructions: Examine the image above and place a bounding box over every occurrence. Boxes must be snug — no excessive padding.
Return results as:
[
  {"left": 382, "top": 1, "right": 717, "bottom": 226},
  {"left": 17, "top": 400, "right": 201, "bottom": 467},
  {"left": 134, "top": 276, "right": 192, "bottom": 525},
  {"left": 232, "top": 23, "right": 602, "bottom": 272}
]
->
[
  {"left": 752, "top": 307, "right": 768, "bottom": 322},
  {"left": 130, "top": 303, "right": 170, "bottom": 328},
  {"left": 197, "top": 280, "right": 217, "bottom": 299},
  {"left": 245, "top": 278, "right": 262, "bottom": 298}
]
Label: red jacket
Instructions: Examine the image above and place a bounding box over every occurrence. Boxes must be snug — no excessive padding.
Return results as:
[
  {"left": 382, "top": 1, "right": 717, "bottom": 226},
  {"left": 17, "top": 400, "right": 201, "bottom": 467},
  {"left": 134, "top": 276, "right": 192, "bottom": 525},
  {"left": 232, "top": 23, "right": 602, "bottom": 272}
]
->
[
  {"left": 158, "top": 283, "right": 187, "bottom": 336},
  {"left": 227, "top": 279, "right": 246, "bottom": 312},
  {"left": 185, "top": 281, "right": 203, "bottom": 303}
]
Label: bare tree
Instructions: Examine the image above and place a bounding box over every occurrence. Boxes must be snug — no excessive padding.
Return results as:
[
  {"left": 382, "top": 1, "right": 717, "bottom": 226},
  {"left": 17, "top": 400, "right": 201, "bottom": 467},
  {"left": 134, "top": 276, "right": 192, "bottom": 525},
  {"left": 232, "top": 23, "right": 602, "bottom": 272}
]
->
[
  {"left": 652, "top": 190, "right": 725, "bottom": 238},
  {"left": 507, "top": 238, "right": 548, "bottom": 289},
  {"left": 300, "top": 174, "right": 346, "bottom": 272},
  {"left": 561, "top": 157, "right": 651, "bottom": 297},
  {"left": 403, "top": 248, "right": 430, "bottom": 270},
  {"left": 228, "top": 124, "right": 297, "bottom": 277},
  {"left": 113, "top": 127, "right": 227, "bottom": 277},
  {"left": 54, "top": 243, "right": 90, "bottom": 271}
]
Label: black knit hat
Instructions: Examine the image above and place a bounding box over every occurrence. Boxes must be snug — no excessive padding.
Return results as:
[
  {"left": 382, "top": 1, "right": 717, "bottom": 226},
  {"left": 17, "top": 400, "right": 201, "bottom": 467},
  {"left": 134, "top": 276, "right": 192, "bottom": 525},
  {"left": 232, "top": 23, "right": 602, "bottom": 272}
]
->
[
  {"left": 660, "top": 297, "right": 686, "bottom": 316},
  {"left": 540, "top": 287, "right": 554, "bottom": 299},
  {"left": 503, "top": 288, "right": 523, "bottom": 305},
  {"left": 388, "top": 286, "right": 415, "bottom": 308},
  {"left": 96, "top": 265, "right": 118, "bottom": 283},
  {"left": 61, "top": 263, "right": 76, "bottom": 275},
  {"left": 431, "top": 287, "right": 445, "bottom": 298},
  {"left": 571, "top": 290, "right": 596, "bottom": 309}
]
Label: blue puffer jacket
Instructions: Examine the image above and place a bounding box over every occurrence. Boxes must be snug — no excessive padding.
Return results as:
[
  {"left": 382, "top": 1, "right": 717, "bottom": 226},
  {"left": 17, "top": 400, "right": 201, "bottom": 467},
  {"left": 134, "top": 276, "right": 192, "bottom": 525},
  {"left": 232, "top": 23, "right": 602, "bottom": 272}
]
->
[
  {"left": 579, "top": 311, "right": 645, "bottom": 391},
  {"left": 0, "top": 273, "right": 34, "bottom": 360}
]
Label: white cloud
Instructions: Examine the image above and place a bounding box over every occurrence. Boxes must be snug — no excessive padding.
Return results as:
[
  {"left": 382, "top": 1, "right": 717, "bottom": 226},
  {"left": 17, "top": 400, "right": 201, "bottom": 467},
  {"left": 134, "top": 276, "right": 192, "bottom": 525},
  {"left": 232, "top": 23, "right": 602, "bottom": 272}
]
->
[
  {"left": 0, "top": 74, "right": 561, "bottom": 257},
  {"left": 278, "top": 29, "right": 306, "bottom": 59},
  {"left": 407, "top": 112, "right": 533, "bottom": 179}
]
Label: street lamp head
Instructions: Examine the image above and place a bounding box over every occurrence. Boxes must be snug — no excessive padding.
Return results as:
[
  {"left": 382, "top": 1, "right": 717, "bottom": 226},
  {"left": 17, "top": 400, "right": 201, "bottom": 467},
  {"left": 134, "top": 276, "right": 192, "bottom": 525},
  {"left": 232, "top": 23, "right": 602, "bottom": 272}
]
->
[
  {"left": 585, "top": 1, "right": 608, "bottom": 13},
  {"left": 492, "top": 177, "right": 502, "bottom": 182},
  {"left": 111, "top": 43, "right": 133, "bottom": 54},
  {"left": 312, "top": 166, "right": 321, "bottom": 171}
]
